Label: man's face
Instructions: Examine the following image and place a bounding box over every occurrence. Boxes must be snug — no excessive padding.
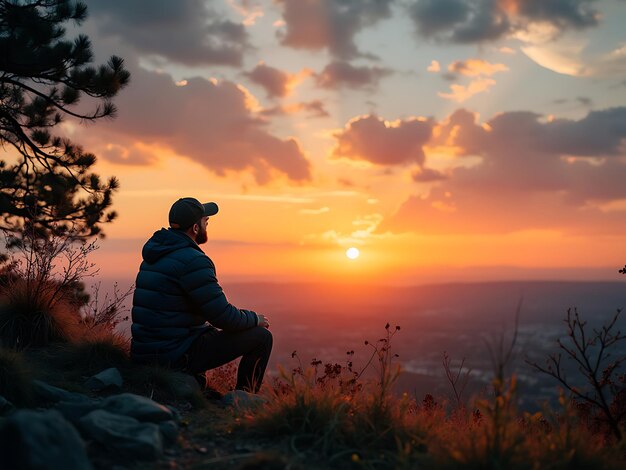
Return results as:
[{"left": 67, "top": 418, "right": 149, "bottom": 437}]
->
[{"left": 194, "top": 217, "right": 209, "bottom": 244}]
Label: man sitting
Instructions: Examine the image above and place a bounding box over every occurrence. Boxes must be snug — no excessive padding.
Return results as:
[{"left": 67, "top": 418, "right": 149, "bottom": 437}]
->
[{"left": 130, "top": 197, "right": 272, "bottom": 393}]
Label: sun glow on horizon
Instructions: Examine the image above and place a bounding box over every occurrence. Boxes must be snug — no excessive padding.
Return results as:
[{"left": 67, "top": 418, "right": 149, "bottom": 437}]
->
[{"left": 346, "top": 247, "right": 360, "bottom": 260}]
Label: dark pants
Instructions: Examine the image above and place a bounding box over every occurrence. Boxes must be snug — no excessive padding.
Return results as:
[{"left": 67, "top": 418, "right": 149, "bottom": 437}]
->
[{"left": 181, "top": 327, "right": 273, "bottom": 393}]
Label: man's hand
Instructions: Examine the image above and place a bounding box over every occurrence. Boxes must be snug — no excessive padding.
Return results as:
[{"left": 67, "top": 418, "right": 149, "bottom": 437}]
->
[{"left": 257, "top": 314, "right": 270, "bottom": 328}]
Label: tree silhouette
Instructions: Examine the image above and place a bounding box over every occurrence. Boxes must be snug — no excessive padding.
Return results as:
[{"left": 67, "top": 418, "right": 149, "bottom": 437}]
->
[{"left": 0, "top": 0, "right": 130, "bottom": 240}]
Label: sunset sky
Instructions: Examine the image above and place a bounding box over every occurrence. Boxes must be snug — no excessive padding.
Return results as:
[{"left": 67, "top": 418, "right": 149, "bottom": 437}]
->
[{"left": 66, "top": 0, "right": 626, "bottom": 284}]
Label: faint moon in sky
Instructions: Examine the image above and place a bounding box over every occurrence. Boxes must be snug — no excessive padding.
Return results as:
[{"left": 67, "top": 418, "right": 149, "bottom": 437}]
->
[{"left": 346, "top": 247, "right": 360, "bottom": 259}]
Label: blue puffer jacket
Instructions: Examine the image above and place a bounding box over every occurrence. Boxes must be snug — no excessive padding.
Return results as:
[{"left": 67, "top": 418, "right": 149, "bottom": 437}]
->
[{"left": 130, "top": 228, "right": 259, "bottom": 364}]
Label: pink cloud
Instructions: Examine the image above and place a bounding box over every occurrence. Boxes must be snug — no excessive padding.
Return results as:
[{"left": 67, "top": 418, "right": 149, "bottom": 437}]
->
[
  {"left": 79, "top": 66, "right": 312, "bottom": 184},
  {"left": 331, "top": 115, "right": 433, "bottom": 165},
  {"left": 381, "top": 107, "right": 626, "bottom": 235}
]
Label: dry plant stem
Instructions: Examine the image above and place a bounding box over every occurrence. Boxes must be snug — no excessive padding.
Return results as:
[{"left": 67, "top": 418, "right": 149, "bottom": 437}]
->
[
  {"left": 443, "top": 351, "right": 472, "bottom": 410},
  {"left": 479, "top": 299, "right": 522, "bottom": 464},
  {"left": 0, "top": 225, "right": 102, "bottom": 348},
  {"left": 83, "top": 281, "right": 133, "bottom": 330},
  {"left": 528, "top": 308, "right": 625, "bottom": 441},
  {"left": 485, "top": 297, "right": 521, "bottom": 394},
  {"left": 4, "top": 225, "right": 99, "bottom": 312}
]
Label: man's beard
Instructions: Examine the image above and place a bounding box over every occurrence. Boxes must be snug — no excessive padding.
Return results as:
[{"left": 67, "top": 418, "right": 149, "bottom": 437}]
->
[{"left": 195, "top": 226, "right": 208, "bottom": 244}]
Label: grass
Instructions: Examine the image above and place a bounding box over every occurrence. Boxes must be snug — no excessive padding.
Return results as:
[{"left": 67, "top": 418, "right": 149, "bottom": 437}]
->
[
  {"left": 0, "top": 260, "right": 624, "bottom": 468},
  {"left": 232, "top": 324, "right": 626, "bottom": 470},
  {"left": 0, "top": 278, "right": 83, "bottom": 349}
]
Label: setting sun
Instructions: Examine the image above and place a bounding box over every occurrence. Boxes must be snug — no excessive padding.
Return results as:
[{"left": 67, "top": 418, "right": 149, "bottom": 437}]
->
[{"left": 346, "top": 247, "right": 360, "bottom": 260}]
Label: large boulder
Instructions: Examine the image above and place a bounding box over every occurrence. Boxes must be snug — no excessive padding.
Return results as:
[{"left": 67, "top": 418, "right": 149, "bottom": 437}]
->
[
  {"left": 78, "top": 409, "right": 163, "bottom": 460},
  {"left": 101, "top": 393, "right": 174, "bottom": 423},
  {"left": 84, "top": 368, "right": 123, "bottom": 392},
  {"left": 0, "top": 409, "right": 92, "bottom": 470}
]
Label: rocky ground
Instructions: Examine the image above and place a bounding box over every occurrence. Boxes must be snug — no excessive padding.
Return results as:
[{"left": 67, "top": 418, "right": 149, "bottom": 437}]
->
[{"left": 0, "top": 359, "right": 306, "bottom": 470}]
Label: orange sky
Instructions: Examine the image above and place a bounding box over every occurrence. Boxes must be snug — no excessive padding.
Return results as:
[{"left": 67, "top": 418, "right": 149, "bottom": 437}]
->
[{"left": 52, "top": 1, "right": 626, "bottom": 284}]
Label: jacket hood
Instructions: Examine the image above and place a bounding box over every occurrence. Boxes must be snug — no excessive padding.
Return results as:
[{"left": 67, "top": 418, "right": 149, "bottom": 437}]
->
[{"left": 142, "top": 228, "right": 202, "bottom": 264}]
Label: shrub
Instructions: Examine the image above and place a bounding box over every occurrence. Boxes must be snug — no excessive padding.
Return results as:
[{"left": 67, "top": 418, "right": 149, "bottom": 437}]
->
[
  {"left": 0, "top": 277, "right": 84, "bottom": 348},
  {"left": 0, "top": 228, "right": 132, "bottom": 349},
  {"left": 54, "top": 337, "right": 129, "bottom": 376},
  {"left": 0, "top": 229, "right": 97, "bottom": 349},
  {"left": 528, "top": 308, "right": 626, "bottom": 441}
]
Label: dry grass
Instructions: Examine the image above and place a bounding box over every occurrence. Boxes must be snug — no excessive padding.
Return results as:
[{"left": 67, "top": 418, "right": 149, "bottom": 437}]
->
[
  {"left": 0, "top": 278, "right": 84, "bottom": 349},
  {"left": 239, "top": 325, "right": 626, "bottom": 470}
]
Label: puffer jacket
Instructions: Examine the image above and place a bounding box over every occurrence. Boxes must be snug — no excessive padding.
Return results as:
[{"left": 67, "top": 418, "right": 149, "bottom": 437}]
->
[{"left": 130, "top": 228, "right": 258, "bottom": 364}]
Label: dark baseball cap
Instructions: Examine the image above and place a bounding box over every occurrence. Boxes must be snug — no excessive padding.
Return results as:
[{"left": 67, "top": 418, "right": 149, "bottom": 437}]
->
[{"left": 169, "top": 197, "right": 219, "bottom": 230}]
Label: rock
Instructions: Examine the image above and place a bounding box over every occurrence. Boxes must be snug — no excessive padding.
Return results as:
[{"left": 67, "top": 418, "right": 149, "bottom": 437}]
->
[
  {"left": 157, "top": 420, "right": 179, "bottom": 446},
  {"left": 79, "top": 409, "right": 163, "bottom": 460},
  {"left": 101, "top": 393, "right": 174, "bottom": 423},
  {"left": 55, "top": 400, "right": 102, "bottom": 425},
  {"left": 168, "top": 371, "right": 201, "bottom": 399},
  {"left": 0, "top": 395, "right": 15, "bottom": 416},
  {"left": 166, "top": 405, "right": 181, "bottom": 424},
  {"left": 0, "top": 409, "right": 92, "bottom": 470},
  {"left": 33, "top": 380, "right": 93, "bottom": 404},
  {"left": 85, "top": 367, "right": 123, "bottom": 392},
  {"left": 221, "top": 390, "right": 266, "bottom": 410}
]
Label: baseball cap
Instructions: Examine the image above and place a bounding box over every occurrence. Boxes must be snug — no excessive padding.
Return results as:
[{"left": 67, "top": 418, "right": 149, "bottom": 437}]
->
[{"left": 169, "top": 197, "right": 219, "bottom": 230}]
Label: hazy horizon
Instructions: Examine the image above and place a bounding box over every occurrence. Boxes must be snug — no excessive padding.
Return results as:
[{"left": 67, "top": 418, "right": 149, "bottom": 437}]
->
[{"left": 99, "top": 278, "right": 626, "bottom": 410}]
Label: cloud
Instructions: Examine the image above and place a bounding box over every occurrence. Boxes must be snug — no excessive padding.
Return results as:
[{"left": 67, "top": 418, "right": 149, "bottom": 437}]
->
[
  {"left": 261, "top": 100, "right": 330, "bottom": 118},
  {"left": 438, "top": 77, "right": 496, "bottom": 102},
  {"left": 554, "top": 97, "right": 593, "bottom": 108},
  {"left": 512, "top": 0, "right": 600, "bottom": 29},
  {"left": 84, "top": 66, "right": 312, "bottom": 183},
  {"left": 316, "top": 61, "right": 392, "bottom": 90},
  {"left": 427, "top": 60, "right": 441, "bottom": 72},
  {"left": 331, "top": 115, "right": 433, "bottom": 166},
  {"left": 100, "top": 143, "right": 158, "bottom": 166},
  {"left": 412, "top": 167, "right": 448, "bottom": 182},
  {"left": 448, "top": 59, "right": 509, "bottom": 76},
  {"left": 497, "top": 46, "right": 516, "bottom": 54},
  {"left": 87, "top": 0, "right": 251, "bottom": 66},
  {"left": 381, "top": 107, "right": 626, "bottom": 235},
  {"left": 522, "top": 40, "right": 626, "bottom": 77},
  {"left": 437, "top": 59, "right": 508, "bottom": 102},
  {"left": 300, "top": 207, "right": 330, "bottom": 215},
  {"left": 408, "top": 0, "right": 510, "bottom": 43},
  {"left": 401, "top": 1, "right": 622, "bottom": 78},
  {"left": 226, "top": 0, "right": 264, "bottom": 26},
  {"left": 407, "top": 0, "right": 600, "bottom": 44},
  {"left": 244, "top": 63, "right": 311, "bottom": 98},
  {"left": 309, "top": 213, "right": 386, "bottom": 246},
  {"left": 274, "top": 0, "right": 394, "bottom": 59}
]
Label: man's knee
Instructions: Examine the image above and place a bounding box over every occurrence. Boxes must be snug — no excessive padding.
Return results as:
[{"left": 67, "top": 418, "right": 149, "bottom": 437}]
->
[{"left": 254, "top": 326, "right": 273, "bottom": 350}]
